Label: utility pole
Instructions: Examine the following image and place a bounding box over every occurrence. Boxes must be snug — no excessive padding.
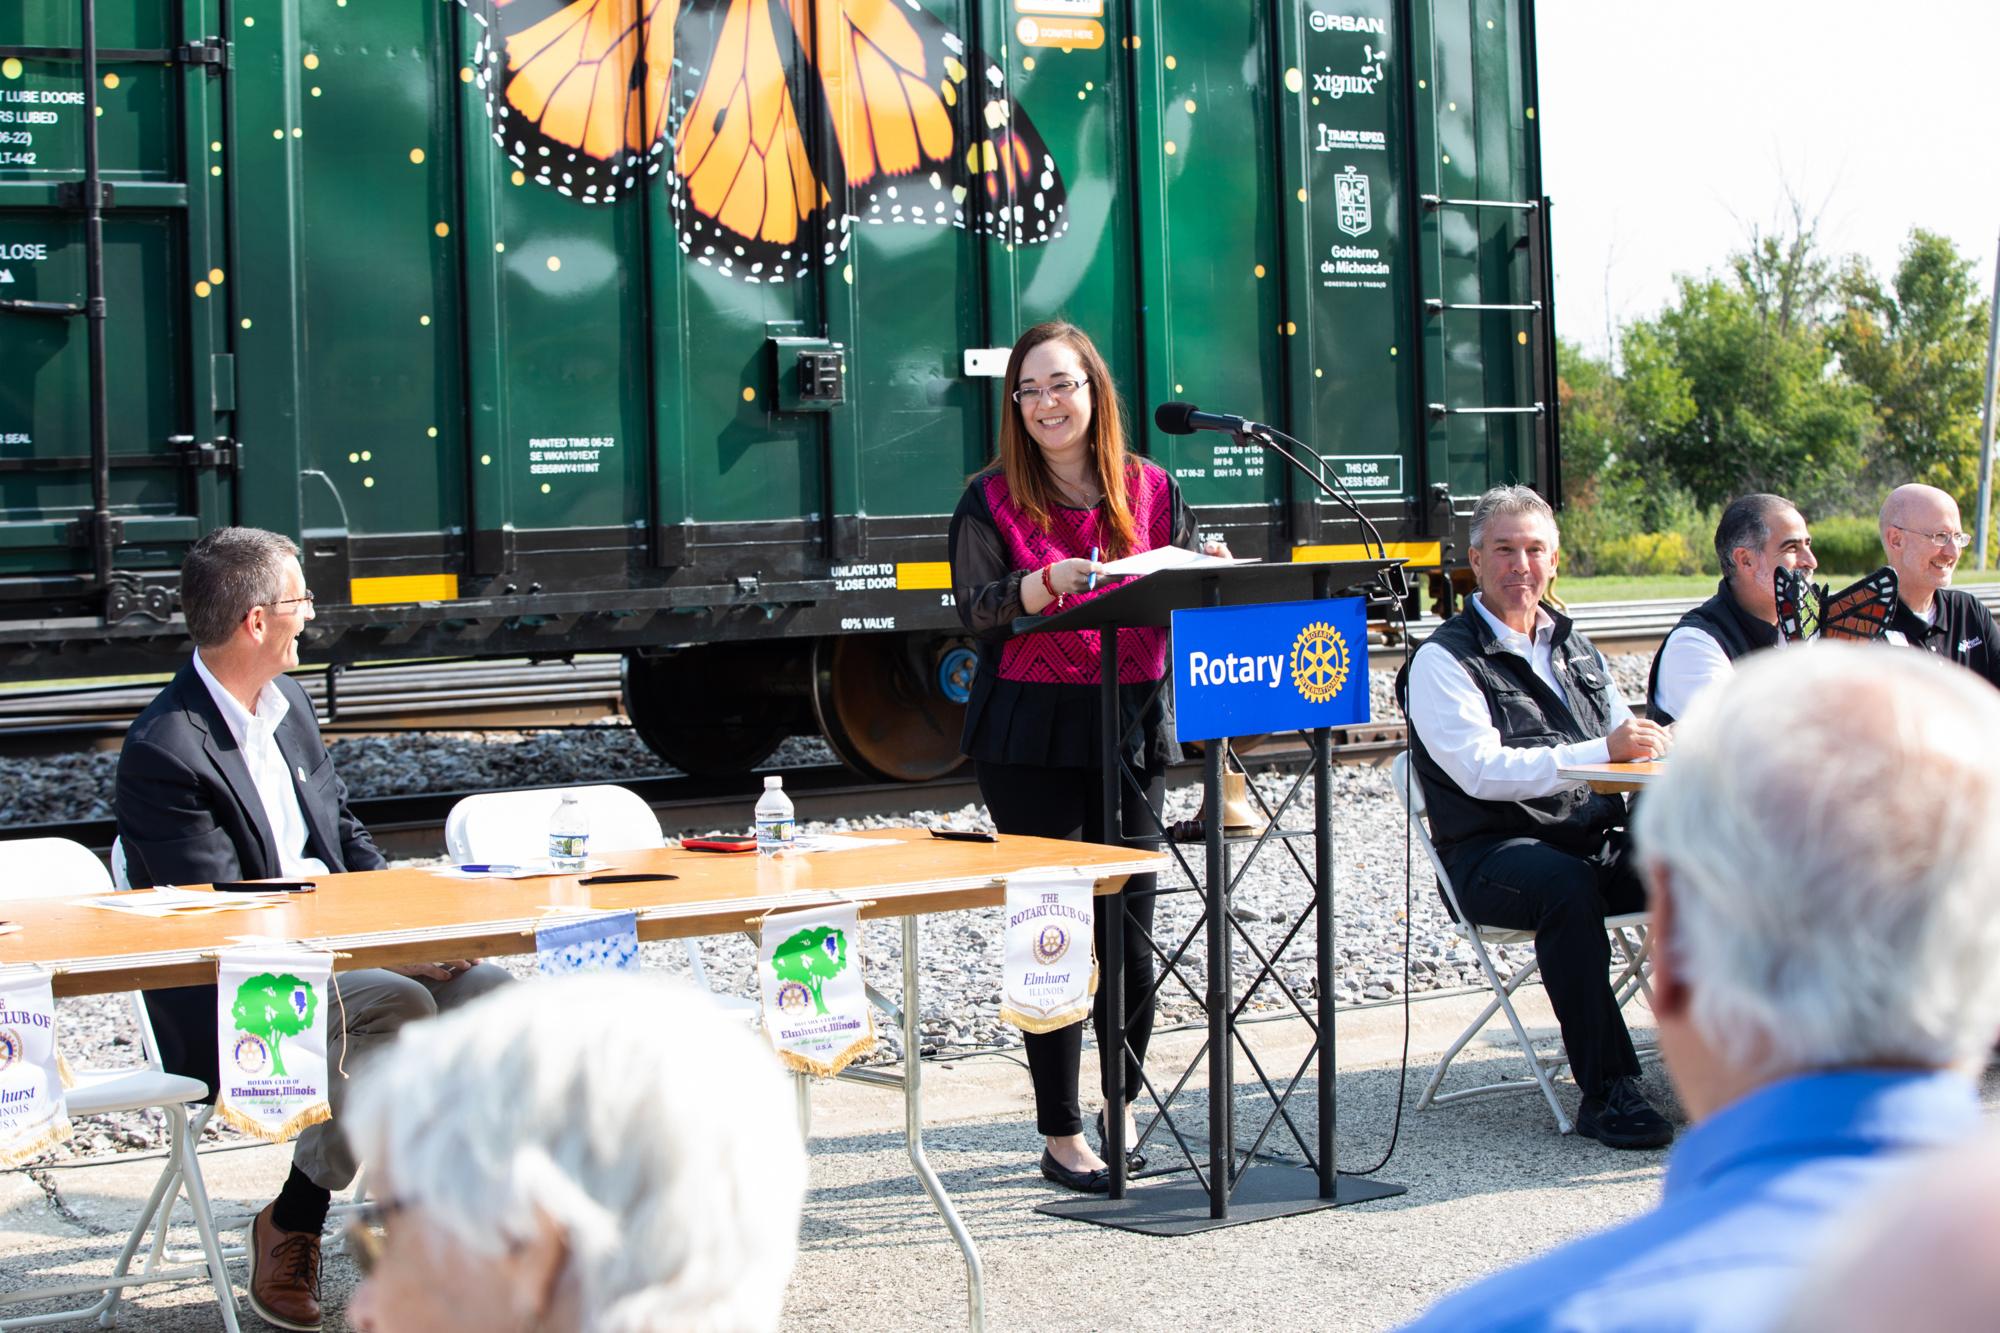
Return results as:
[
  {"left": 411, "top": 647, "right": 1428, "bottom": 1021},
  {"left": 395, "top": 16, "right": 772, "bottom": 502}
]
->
[{"left": 1978, "top": 226, "right": 2000, "bottom": 570}]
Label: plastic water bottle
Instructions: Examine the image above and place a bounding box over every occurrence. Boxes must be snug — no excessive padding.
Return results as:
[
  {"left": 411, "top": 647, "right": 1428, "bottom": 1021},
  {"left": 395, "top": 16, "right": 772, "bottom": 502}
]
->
[
  {"left": 755, "top": 775, "right": 796, "bottom": 856},
  {"left": 548, "top": 791, "right": 589, "bottom": 871}
]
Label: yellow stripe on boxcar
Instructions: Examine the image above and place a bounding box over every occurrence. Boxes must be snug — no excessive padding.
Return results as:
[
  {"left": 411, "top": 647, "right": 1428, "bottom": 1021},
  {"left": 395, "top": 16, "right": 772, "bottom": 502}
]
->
[
  {"left": 1291, "top": 542, "right": 1442, "bottom": 567},
  {"left": 349, "top": 574, "right": 461, "bottom": 605},
  {"left": 895, "top": 562, "right": 953, "bottom": 591}
]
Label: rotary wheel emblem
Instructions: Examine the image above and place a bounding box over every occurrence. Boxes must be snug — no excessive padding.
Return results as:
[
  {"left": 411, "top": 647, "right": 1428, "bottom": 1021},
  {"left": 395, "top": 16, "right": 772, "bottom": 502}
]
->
[{"left": 1290, "top": 621, "right": 1349, "bottom": 704}]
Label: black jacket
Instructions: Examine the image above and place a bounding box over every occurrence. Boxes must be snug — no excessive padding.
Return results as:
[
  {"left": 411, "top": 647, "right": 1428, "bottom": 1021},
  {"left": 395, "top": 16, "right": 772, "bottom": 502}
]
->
[
  {"left": 114, "top": 663, "right": 384, "bottom": 1090},
  {"left": 1645, "top": 580, "right": 1782, "bottom": 726},
  {"left": 1397, "top": 606, "right": 1627, "bottom": 867},
  {"left": 1886, "top": 589, "right": 2000, "bottom": 690}
]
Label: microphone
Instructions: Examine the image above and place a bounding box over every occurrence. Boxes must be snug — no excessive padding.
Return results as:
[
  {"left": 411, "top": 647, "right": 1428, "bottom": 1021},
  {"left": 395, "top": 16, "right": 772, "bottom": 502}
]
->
[{"left": 1153, "top": 401, "right": 1264, "bottom": 436}]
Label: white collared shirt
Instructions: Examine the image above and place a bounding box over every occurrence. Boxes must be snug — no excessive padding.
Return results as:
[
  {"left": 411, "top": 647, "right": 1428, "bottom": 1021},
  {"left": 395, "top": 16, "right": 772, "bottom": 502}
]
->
[
  {"left": 191, "top": 652, "right": 330, "bottom": 877},
  {"left": 1651, "top": 625, "right": 1732, "bottom": 722},
  {"left": 1405, "top": 594, "right": 1632, "bottom": 801}
]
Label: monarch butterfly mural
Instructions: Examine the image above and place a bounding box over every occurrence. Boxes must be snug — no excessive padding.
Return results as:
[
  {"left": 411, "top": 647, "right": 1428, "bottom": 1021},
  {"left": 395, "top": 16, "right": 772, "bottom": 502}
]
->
[{"left": 456, "top": 0, "right": 1070, "bottom": 283}]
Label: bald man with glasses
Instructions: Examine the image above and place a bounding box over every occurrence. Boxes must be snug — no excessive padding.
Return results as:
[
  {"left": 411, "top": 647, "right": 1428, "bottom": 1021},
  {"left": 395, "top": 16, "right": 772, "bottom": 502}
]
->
[{"left": 1878, "top": 484, "right": 2000, "bottom": 688}]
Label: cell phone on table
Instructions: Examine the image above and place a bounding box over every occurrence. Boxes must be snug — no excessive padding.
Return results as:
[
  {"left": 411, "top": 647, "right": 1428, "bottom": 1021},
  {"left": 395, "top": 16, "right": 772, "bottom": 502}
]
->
[
  {"left": 929, "top": 828, "right": 998, "bottom": 843},
  {"left": 682, "top": 838, "right": 757, "bottom": 854},
  {"left": 211, "top": 880, "right": 317, "bottom": 893}
]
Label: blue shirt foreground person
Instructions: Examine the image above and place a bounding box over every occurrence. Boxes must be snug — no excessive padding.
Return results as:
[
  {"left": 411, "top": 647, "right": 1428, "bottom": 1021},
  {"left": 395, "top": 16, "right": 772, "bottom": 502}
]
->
[{"left": 1403, "top": 644, "right": 2000, "bottom": 1333}]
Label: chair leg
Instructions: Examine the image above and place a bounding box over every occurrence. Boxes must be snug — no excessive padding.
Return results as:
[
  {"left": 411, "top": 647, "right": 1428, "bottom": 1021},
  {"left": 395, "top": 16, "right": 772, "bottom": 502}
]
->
[
  {"left": 169, "top": 1105, "right": 241, "bottom": 1333},
  {"left": 794, "top": 1072, "right": 812, "bottom": 1141},
  {"left": 90, "top": 1130, "right": 186, "bottom": 1326}
]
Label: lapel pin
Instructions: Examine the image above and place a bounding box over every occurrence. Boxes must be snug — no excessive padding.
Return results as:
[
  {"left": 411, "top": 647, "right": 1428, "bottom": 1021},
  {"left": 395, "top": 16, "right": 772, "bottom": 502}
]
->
[{"left": 296, "top": 765, "right": 307, "bottom": 782}]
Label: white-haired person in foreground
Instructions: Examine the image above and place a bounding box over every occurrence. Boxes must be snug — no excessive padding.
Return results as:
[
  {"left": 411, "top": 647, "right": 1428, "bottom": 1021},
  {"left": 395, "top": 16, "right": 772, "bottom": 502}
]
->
[
  {"left": 342, "top": 974, "right": 807, "bottom": 1333},
  {"left": 1402, "top": 644, "right": 2000, "bottom": 1333},
  {"left": 1774, "top": 1134, "right": 2000, "bottom": 1333}
]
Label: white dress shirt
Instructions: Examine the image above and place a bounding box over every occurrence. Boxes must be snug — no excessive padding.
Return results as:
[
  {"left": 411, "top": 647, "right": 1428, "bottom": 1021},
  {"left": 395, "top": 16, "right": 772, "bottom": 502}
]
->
[
  {"left": 1651, "top": 624, "right": 1734, "bottom": 722},
  {"left": 192, "top": 652, "right": 330, "bottom": 877},
  {"left": 1405, "top": 594, "right": 1632, "bottom": 801}
]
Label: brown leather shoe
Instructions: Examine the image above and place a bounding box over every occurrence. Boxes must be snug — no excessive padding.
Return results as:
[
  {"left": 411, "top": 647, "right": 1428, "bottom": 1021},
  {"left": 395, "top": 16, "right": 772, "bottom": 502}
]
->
[{"left": 246, "top": 1200, "right": 323, "bottom": 1332}]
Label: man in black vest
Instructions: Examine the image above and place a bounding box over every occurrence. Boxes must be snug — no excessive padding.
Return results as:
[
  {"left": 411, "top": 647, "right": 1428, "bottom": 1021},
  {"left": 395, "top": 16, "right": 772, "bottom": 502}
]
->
[
  {"left": 1401, "top": 486, "right": 1674, "bottom": 1148},
  {"left": 1878, "top": 483, "right": 2000, "bottom": 687},
  {"left": 1647, "top": 494, "right": 1813, "bottom": 726}
]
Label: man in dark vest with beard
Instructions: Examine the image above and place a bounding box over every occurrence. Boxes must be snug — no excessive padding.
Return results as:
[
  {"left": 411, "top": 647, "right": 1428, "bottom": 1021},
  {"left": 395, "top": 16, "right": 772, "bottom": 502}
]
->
[
  {"left": 1647, "top": 495, "right": 1815, "bottom": 726},
  {"left": 1401, "top": 486, "right": 1674, "bottom": 1148}
]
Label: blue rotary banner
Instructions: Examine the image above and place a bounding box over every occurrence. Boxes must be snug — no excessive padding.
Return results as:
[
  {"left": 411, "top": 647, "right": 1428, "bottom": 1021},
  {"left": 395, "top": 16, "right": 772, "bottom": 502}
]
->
[{"left": 1171, "top": 597, "right": 1370, "bottom": 742}]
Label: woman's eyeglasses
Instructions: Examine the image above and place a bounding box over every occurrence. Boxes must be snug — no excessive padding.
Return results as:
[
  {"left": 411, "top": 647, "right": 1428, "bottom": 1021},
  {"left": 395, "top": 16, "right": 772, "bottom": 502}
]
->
[{"left": 1011, "top": 378, "right": 1087, "bottom": 406}]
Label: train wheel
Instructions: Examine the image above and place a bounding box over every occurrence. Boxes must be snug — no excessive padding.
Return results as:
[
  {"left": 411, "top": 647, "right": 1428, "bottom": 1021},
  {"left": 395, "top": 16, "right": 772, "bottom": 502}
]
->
[
  {"left": 622, "top": 645, "right": 810, "bottom": 775},
  {"left": 812, "top": 633, "right": 972, "bottom": 783}
]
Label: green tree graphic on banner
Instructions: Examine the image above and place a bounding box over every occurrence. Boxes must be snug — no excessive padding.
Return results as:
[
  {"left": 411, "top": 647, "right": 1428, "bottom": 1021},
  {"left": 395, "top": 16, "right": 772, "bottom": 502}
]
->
[
  {"left": 232, "top": 973, "right": 317, "bottom": 1077},
  {"left": 771, "top": 927, "right": 849, "bottom": 1016}
]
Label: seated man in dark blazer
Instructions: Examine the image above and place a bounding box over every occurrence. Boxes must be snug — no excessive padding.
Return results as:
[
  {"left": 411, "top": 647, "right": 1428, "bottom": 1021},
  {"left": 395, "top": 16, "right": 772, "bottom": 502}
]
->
[{"left": 116, "top": 526, "right": 509, "bottom": 1333}]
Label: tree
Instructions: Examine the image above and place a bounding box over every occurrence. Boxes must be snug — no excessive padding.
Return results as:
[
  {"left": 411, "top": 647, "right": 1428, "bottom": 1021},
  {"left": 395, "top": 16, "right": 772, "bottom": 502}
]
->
[
  {"left": 231, "top": 972, "right": 317, "bottom": 1078},
  {"left": 770, "top": 926, "right": 849, "bottom": 1016},
  {"left": 1833, "top": 229, "right": 1992, "bottom": 503}
]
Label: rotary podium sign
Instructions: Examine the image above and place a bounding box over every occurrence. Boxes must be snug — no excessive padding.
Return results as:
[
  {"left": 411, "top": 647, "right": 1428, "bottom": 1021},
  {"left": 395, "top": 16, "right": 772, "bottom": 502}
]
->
[{"left": 1170, "top": 596, "right": 1370, "bottom": 742}]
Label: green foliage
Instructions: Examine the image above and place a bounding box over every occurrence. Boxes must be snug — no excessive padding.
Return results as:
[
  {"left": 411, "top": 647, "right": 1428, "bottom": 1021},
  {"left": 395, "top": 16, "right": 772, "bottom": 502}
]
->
[
  {"left": 1832, "top": 230, "right": 1993, "bottom": 506},
  {"left": 1801, "top": 514, "right": 1884, "bottom": 575},
  {"left": 1590, "top": 531, "right": 1701, "bottom": 577},
  {"left": 231, "top": 973, "right": 316, "bottom": 1079},
  {"left": 770, "top": 926, "right": 848, "bottom": 1016}
]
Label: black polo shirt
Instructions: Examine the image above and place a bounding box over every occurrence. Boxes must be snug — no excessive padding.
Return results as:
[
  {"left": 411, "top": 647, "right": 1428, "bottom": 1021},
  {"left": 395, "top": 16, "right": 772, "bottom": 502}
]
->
[{"left": 1885, "top": 587, "right": 2000, "bottom": 689}]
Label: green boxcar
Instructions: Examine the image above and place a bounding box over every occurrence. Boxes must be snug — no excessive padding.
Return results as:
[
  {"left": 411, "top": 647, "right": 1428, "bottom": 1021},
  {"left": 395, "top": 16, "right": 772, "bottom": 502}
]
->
[{"left": 0, "top": 0, "right": 1556, "bottom": 779}]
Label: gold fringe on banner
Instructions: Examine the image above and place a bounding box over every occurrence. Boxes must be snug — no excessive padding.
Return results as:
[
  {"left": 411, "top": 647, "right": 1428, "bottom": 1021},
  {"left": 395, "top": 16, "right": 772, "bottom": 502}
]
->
[
  {"left": 215, "top": 1100, "right": 331, "bottom": 1146},
  {"left": 1000, "top": 958, "right": 1100, "bottom": 1035},
  {"left": 776, "top": 1023, "right": 876, "bottom": 1079},
  {"left": 0, "top": 1115, "right": 73, "bottom": 1169}
]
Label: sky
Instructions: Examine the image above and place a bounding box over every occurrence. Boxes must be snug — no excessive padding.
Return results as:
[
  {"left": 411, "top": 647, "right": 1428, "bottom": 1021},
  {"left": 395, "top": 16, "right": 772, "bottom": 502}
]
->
[{"left": 1535, "top": 0, "right": 2000, "bottom": 359}]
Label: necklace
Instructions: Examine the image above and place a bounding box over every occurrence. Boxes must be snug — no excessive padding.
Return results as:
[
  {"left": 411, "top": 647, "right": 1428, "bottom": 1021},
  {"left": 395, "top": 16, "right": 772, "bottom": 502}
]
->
[{"left": 1054, "top": 474, "right": 1101, "bottom": 507}]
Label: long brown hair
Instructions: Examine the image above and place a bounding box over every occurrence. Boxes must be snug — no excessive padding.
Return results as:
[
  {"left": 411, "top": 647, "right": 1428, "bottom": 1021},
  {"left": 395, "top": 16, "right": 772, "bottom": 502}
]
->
[{"left": 994, "top": 321, "right": 1142, "bottom": 558}]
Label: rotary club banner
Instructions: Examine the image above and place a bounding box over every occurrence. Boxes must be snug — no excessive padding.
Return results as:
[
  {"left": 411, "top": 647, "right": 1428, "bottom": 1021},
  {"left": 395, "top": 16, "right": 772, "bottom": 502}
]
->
[
  {"left": 215, "top": 950, "right": 334, "bottom": 1144},
  {"left": 758, "top": 904, "right": 874, "bottom": 1077},
  {"left": 999, "top": 871, "right": 1098, "bottom": 1034},
  {"left": 0, "top": 970, "right": 71, "bottom": 1167}
]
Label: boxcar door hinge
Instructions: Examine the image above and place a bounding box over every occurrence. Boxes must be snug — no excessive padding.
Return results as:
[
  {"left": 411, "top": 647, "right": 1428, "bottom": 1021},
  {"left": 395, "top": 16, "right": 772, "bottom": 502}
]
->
[
  {"left": 66, "top": 511, "right": 125, "bottom": 549},
  {"left": 176, "top": 38, "right": 228, "bottom": 72},
  {"left": 54, "top": 180, "right": 114, "bottom": 211},
  {"left": 104, "top": 571, "right": 174, "bottom": 624},
  {"left": 167, "top": 434, "right": 237, "bottom": 469}
]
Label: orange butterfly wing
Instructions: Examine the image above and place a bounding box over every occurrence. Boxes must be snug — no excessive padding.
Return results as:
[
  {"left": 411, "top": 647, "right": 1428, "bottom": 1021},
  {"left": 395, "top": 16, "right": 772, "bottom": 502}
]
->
[
  {"left": 1819, "top": 567, "right": 1899, "bottom": 641},
  {"left": 671, "top": 0, "right": 835, "bottom": 280},
  {"left": 471, "top": 0, "right": 678, "bottom": 202}
]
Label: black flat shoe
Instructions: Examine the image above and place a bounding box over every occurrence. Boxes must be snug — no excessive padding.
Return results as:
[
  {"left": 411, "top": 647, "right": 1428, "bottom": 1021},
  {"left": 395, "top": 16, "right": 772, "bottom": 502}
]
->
[
  {"left": 1039, "top": 1149, "right": 1110, "bottom": 1194},
  {"left": 1095, "top": 1108, "right": 1147, "bottom": 1172},
  {"left": 1576, "top": 1076, "right": 1674, "bottom": 1150}
]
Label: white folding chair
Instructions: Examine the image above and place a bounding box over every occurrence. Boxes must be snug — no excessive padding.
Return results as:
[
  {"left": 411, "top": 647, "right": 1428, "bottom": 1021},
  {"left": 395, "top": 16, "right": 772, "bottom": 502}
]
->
[
  {"left": 0, "top": 838, "right": 240, "bottom": 1333},
  {"left": 1389, "top": 754, "right": 1653, "bottom": 1135}
]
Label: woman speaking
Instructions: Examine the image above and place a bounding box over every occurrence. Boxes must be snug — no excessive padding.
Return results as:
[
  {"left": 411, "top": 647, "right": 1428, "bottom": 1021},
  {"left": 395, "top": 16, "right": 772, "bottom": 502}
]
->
[{"left": 948, "top": 321, "right": 1219, "bottom": 1193}]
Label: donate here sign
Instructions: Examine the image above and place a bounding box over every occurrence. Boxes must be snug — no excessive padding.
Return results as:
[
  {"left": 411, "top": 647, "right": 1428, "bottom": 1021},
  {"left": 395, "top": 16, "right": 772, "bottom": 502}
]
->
[{"left": 1171, "top": 597, "right": 1369, "bottom": 742}]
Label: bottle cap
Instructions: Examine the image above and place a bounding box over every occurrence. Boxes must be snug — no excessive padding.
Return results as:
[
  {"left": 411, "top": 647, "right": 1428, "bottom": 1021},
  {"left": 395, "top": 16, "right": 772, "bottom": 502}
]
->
[{"left": 764, "top": 775, "right": 782, "bottom": 788}]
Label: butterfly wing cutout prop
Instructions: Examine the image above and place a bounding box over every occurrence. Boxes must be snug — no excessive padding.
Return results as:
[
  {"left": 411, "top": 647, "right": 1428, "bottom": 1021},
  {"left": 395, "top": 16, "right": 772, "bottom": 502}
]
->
[
  {"left": 461, "top": 0, "right": 1069, "bottom": 281},
  {"left": 1774, "top": 566, "right": 1818, "bottom": 644},
  {"left": 1816, "top": 566, "right": 1897, "bottom": 641}
]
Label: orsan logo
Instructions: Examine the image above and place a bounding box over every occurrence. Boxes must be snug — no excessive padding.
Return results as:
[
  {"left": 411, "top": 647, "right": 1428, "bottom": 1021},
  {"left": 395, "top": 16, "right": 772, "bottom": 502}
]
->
[
  {"left": 1309, "top": 12, "right": 1388, "bottom": 34},
  {"left": 1289, "top": 621, "right": 1350, "bottom": 704}
]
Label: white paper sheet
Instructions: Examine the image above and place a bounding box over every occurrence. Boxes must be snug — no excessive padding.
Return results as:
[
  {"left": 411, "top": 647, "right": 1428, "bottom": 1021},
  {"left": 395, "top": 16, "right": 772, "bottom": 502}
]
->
[
  {"left": 790, "top": 833, "right": 901, "bottom": 854},
  {"left": 81, "top": 890, "right": 284, "bottom": 918},
  {"left": 1096, "top": 546, "right": 1259, "bottom": 577},
  {"left": 430, "top": 859, "right": 611, "bottom": 880}
]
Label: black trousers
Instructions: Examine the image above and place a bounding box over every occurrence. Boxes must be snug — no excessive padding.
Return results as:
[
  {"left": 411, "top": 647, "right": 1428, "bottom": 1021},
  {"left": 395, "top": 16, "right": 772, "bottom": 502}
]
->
[
  {"left": 1444, "top": 833, "right": 1646, "bottom": 1098},
  {"left": 976, "top": 758, "right": 1161, "bottom": 1138}
]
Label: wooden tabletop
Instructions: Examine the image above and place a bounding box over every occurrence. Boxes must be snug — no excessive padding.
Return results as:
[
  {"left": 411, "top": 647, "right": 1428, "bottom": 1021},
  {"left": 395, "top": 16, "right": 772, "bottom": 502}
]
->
[
  {"left": 1558, "top": 760, "right": 1665, "bottom": 793},
  {"left": 0, "top": 829, "right": 1166, "bottom": 998}
]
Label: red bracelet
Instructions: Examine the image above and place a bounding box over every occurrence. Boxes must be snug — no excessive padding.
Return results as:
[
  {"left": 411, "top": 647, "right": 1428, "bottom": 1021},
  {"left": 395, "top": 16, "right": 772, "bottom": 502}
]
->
[{"left": 1041, "top": 565, "right": 1064, "bottom": 609}]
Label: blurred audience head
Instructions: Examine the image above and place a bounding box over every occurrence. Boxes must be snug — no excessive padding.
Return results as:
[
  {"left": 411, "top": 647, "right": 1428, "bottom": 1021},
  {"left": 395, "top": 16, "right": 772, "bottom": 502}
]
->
[
  {"left": 1636, "top": 644, "right": 2000, "bottom": 1116},
  {"left": 1713, "top": 494, "right": 1814, "bottom": 620},
  {"left": 345, "top": 974, "right": 806, "bottom": 1333},
  {"left": 1775, "top": 1137, "right": 2000, "bottom": 1333}
]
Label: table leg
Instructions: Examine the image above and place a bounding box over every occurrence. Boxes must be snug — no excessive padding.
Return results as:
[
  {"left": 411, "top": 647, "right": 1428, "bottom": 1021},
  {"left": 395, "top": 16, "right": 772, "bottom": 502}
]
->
[{"left": 902, "top": 913, "right": 985, "bottom": 1332}]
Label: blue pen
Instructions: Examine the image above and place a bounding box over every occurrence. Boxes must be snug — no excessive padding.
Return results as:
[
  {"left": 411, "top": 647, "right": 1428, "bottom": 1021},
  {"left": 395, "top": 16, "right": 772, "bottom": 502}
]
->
[
  {"left": 456, "top": 864, "right": 521, "bottom": 875},
  {"left": 1088, "top": 545, "right": 1099, "bottom": 592}
]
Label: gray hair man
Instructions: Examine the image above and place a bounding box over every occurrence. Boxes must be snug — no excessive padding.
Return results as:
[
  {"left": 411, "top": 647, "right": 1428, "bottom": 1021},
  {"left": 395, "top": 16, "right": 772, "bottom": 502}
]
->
[
  {"left": 116, "top": 527, "right": 510, "bottom": 1332},
  {"left": 1878, "top": 483, "right": 2000, "bottom": 686},
  {"left": 345, "top": 975, "right": 809, "bottom": 1333},
  {"left": 1646, "top": 494, "right": 1814, "bottom": 726},
  {"left": 1403, "top": 645, "right": 2000, "bottom": 1332},
  {"left": 1398, "top": 485, "right": 1673, "bottom": 1149}
]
